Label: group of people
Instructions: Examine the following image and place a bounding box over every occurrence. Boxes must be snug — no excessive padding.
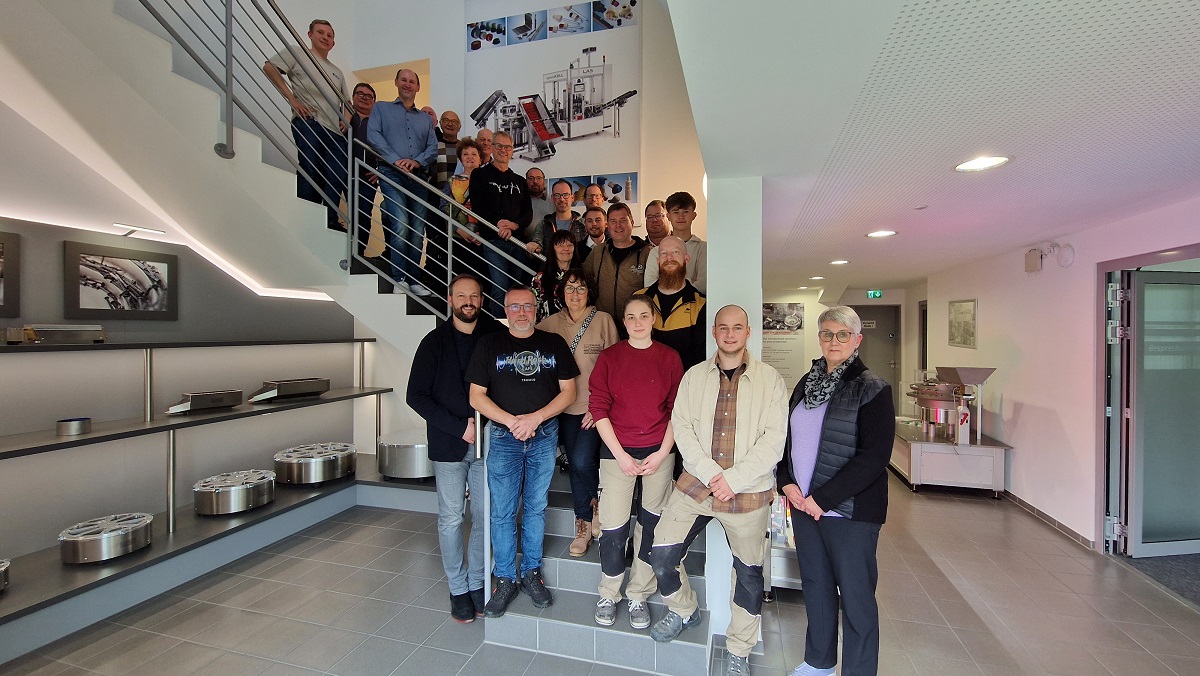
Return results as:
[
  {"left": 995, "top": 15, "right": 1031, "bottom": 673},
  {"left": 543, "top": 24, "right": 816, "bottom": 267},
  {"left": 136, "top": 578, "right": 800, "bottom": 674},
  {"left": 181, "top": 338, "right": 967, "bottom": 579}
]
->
[{"left": 272, "top": 17, "right": 897, "bottom": 676}]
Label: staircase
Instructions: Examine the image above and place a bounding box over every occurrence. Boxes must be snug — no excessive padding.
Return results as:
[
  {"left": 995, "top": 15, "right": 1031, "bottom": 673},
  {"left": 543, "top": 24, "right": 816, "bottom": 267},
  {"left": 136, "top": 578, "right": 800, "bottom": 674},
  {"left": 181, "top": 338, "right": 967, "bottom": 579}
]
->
[{"left": 487, "top": 471, "right": 711, "bottom": 675}]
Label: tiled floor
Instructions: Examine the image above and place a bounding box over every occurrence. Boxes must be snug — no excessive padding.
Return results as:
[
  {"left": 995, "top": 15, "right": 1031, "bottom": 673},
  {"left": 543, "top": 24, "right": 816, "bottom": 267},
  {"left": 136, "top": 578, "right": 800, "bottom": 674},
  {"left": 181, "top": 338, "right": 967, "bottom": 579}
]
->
[{"left": 6, "top": 473, "right": 1200, "bottom": 675}]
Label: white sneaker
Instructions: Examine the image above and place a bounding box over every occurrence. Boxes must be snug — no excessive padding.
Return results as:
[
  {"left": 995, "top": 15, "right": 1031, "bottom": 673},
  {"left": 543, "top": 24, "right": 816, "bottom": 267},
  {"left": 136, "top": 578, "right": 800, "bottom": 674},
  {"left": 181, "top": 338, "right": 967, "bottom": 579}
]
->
[
  {"left": 789, "top": 663, "right": 835, "bottom": 676},
  {"left": 392, "top": 281, "right": 410, "bottom": 295},
  {"left": 408, "top": 283, "right": 433, "bottom": 297}
]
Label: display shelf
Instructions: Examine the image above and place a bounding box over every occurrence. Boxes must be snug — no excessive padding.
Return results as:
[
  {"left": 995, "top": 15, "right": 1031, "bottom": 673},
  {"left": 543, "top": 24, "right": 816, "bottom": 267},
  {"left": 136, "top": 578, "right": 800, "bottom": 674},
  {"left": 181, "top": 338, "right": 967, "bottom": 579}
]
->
[
  {"left": 0, "top": 387, "right": 392, "bottom": 462},
  {"left": 0, "top": 337, "right": 375, "bottom": 353}
]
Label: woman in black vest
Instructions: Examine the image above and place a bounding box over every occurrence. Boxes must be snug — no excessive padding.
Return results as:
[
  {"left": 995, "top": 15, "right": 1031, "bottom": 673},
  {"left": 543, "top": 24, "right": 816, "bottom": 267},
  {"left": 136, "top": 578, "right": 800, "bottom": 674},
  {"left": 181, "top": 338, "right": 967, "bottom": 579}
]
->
[{"left": 777, "top": 305, "right": 895, "bottom": 676}]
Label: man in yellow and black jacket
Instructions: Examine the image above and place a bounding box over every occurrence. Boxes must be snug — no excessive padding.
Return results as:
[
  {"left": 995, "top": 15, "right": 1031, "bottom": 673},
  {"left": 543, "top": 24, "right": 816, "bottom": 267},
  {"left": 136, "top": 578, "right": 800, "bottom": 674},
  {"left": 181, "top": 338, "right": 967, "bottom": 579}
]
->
[{"left": 635, "top": 235, "right": 707, "bottom": 369}]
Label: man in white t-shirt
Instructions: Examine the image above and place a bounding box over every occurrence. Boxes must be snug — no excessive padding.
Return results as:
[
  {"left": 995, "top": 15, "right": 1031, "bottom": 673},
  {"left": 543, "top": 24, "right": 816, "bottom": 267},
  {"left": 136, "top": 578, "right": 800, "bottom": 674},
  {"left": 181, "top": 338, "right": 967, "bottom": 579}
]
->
[{"left": 263, "top": 19, "right": 349, "bottom": 230}]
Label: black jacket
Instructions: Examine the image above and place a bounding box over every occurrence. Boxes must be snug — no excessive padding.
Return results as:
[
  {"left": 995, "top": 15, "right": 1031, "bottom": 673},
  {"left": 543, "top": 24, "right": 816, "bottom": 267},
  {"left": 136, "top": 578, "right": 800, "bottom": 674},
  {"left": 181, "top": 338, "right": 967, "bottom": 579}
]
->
[
  {"left": 406, "top": 315, "right": 505, "bottom": 461},
  {"left": 776, "top": 357, "right": 895, "bottom": 523}
]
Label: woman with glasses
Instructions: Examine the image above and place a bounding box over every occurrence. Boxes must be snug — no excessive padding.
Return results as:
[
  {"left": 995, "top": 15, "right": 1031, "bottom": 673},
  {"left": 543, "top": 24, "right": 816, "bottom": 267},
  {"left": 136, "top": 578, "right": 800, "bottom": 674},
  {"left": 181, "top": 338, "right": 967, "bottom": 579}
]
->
[
  {"left": 531, "top": 230, "right": 579, "bottom": 321},
  {"left": 777, "top": 306, "right": 895, "bottom": 676},
  {"left": 440, "top": 138, "right": 488, "bottom": 286},
  {"left": 588, "top": 295, "right": 683, "bottom": 631},
  {"left": 536, "top": 268, "right": 618, "bottom": 557}
]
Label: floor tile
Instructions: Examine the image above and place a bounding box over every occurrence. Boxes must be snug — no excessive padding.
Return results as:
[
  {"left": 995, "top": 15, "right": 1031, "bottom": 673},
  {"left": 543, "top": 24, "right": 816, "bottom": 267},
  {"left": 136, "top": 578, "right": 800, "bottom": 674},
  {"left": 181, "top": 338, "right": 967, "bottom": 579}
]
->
[
  {"left": 393, "top": 645, "right": 470, "bottom": 674},
  {"left": 375, "top": 604, "right": 448, "bottom": 643},
  {"left": 328, "top": 636, "right": 416, "bottom": 676},
  {"left": 280, "top": 626, "right": 368, "bottom": 671}
]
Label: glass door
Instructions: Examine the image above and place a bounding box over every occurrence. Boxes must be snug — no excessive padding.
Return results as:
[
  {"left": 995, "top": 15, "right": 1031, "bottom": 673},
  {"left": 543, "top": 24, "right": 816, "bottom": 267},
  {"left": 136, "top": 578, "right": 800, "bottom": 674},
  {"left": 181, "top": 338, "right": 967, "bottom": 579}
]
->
[{"left": 1126, "top": 271, "right": 1200, "bottom": 557}]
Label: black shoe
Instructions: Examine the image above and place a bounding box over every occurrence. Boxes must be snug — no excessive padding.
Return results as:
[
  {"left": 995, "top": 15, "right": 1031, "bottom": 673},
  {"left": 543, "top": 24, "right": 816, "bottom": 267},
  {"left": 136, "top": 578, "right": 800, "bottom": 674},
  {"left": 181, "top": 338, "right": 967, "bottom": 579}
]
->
[
  {"left": 483, "top": 578, "right": 519, "bottom": 618},
  {"left": 450, "top": 592, "right": 475, "bottom": 623},
  {"left": 469, "top": 587, "right": 485, "bottom": 617},
  {"left": 520, "top": 569, "right": 554, "bottom": 608}
]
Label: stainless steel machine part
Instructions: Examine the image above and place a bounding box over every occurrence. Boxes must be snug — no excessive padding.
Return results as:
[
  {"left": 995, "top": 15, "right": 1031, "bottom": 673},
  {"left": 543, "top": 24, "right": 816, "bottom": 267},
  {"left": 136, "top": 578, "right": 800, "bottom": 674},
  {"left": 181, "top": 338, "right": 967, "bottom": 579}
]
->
[
  {"left": 377, "top": 429, "right": 433, "bottom": 479},
  {"left": 274, "top": 442, "right": 357, "bottom": 484},
  {"left": 55, "top": 418, "right": 93, "bottom": 436},
  {"left": 193, "top": 470, "right": 276, "bottom": 515},
  {"left": 58, "top": 513, "right": 153, "bottom": 564}
]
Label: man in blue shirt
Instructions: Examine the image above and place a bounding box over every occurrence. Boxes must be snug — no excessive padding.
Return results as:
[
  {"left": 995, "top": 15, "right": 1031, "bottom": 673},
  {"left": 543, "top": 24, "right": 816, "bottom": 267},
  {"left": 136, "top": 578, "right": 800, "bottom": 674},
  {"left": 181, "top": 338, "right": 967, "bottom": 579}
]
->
[{"left": 367, "top": 68, "right": 438, "bottom": 296}]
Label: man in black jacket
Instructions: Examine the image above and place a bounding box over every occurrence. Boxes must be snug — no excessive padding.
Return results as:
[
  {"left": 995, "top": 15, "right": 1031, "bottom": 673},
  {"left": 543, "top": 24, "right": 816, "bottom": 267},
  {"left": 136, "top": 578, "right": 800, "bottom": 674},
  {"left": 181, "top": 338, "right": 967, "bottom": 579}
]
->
[
  {"left": 406, "top": 273, "right": 504, "bottom": 623},
  {"left": 468, "top": 130, "right": 532, "bottom": 316}
]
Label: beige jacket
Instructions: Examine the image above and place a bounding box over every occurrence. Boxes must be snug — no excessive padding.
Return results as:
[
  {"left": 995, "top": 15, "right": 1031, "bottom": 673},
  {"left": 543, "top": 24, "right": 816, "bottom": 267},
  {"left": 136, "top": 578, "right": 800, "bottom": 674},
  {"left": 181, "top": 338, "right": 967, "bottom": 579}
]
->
[
  {"left": 671, "top": 350, "right": 789, "bottom": 495},
  {"left": 537, "top": 307, "right": 619, "bottom": 415}
]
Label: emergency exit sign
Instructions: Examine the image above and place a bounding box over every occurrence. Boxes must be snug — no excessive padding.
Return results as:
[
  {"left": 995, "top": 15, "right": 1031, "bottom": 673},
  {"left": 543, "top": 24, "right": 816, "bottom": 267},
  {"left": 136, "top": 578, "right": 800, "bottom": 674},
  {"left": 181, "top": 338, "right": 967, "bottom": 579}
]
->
[{"left": 867, "top": 289, "right": 883, "bottom": 299}]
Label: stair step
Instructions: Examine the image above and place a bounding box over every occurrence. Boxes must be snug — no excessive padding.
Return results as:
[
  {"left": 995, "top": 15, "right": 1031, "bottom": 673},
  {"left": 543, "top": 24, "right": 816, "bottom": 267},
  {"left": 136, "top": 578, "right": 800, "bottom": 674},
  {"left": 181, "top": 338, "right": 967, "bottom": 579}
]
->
[
  {"left": 484, "top": 587, "right": 709, "bottom": 676},
  {"left": 542, "top": 549, "right": 707, "bottom": 611}
]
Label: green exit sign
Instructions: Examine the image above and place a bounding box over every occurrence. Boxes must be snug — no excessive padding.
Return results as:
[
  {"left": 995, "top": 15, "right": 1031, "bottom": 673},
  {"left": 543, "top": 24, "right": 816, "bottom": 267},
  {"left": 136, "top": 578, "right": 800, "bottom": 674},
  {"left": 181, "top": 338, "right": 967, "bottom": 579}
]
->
[{"left": 867, "top": 290, "right": 883, "bottom": 299}]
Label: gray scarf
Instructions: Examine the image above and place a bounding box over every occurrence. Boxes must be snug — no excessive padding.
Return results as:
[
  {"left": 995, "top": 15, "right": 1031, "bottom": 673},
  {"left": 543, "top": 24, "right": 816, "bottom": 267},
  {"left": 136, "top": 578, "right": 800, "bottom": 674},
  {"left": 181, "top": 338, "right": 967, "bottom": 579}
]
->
[{"left": 802, "top": 351, "right": 859, "bottom": 409}]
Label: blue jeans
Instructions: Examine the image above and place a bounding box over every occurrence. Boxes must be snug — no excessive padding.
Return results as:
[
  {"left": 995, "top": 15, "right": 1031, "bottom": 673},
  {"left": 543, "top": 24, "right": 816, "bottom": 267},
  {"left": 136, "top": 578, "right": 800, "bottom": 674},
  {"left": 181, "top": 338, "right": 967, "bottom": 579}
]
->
[
  {"left": 433, "top": 454, "right": 486, "bottom": 595},
  {"left": 482, "top": 237, "right": 529, "bottom": 316},
  {"left": 486, "top": 418, "right": 558, "bottom": 580},
  {"left": 378, "top": 165, "right": 429, "bottom": 285},
  {"left": 291, "top": 117, "right": 347, "bottom": 228},
  {"left": 559, "top": 412, "right": 601, "bottom": 520}
]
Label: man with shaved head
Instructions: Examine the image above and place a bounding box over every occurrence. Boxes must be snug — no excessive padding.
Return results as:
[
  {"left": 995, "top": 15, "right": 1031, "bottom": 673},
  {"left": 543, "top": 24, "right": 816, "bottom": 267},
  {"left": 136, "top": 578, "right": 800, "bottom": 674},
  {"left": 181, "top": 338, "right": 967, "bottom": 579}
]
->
[{"left": 648, "top": 304, "right": 788, "bottom": 676}]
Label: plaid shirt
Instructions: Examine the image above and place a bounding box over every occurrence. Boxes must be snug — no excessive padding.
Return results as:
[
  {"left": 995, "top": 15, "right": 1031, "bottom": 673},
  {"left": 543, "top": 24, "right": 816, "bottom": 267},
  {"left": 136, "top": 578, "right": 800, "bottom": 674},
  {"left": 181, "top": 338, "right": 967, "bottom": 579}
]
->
[
  {"left": 431, "top": 140, "right": 459, "bottom": 190},
  {"left": 676, "top": 359, "right": 776, "bottom": 513}
]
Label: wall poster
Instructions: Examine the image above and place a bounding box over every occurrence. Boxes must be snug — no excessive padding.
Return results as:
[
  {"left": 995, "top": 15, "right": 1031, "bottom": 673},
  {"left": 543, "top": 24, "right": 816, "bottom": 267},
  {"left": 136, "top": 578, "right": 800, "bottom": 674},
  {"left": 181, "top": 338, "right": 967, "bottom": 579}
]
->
[
  {"left": 762, "top": 302, "right": 807, "bottom": 388},
  {"left": 0, "top": 231, "right": 20, "bottom": 318},
  {"left": 948, "top": 298, "right": 977, "bottom": 349},
  {"left": 465, "top": 0, "right": 642, "bottom": 210},
  {"left": 63, "top": 241, "right": 179, "bottom": 321}
]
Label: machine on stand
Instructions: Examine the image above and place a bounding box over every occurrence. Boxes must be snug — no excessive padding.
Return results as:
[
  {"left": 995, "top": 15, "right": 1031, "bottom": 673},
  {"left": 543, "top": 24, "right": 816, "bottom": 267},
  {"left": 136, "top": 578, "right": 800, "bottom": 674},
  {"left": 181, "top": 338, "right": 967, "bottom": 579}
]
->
[{"left": 906, "top": 366, "right": 996, "bottom": 445}]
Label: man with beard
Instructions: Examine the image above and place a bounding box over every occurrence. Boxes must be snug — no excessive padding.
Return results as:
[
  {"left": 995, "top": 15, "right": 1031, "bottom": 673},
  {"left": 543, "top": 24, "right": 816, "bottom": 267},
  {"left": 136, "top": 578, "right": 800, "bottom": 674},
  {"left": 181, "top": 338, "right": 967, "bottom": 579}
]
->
[
  {"left": 582, "top": 202, "right": 651, "bottom": 331},
  {"left": 525, "top": 167, "right": 555, "bottom": 243},
  {"left": 407, "top": 274, "right": 505, "bottom": 623},
  {"left": 636, "top": 236, "right": 707, "bottom": 369},
  {"left": 644, "top": 191, "right": 707, "bottom": 293},
  {"left": 468, "top": 287, "right": 579, "bottom": 616},
  {"left": 583, "top": 206, "right": 607, "bottom": 251}
]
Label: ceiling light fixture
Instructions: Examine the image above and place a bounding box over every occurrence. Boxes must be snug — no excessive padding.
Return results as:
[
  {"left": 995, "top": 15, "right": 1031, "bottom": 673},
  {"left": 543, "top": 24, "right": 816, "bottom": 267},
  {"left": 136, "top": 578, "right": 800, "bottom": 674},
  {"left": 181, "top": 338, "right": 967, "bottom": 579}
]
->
[
  {"left": 810, "top": 276, "right": 824, "bottom": 280},
  {"left": 867, "top": 230, "right": 897, "bottom": 238},
  {"left": 113, "top": 222, "right": 166, "bottom": 236},
  {"left": 797, "top": 286, "right": 808, "bottom": 290},
  {"left": 830, "top": 260, "right": 849, "bottom": 265},
  {"left": 955, "top": 156, "right": 1010, "bottom": 172}
]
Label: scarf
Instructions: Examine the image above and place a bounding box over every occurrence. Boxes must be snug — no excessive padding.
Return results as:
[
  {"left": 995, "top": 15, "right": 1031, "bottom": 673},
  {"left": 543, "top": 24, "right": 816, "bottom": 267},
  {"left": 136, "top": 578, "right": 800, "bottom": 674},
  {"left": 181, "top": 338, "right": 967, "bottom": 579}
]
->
[{"left": 802, "top": 351, "right": 859, "bottom": 409}]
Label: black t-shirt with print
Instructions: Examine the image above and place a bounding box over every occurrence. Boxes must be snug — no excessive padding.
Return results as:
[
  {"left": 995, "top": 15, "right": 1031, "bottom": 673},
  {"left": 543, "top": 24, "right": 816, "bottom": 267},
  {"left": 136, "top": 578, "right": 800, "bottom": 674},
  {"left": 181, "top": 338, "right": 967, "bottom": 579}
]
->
[{"left": 466, "top": 329, "right": 580, "bottom": 417}]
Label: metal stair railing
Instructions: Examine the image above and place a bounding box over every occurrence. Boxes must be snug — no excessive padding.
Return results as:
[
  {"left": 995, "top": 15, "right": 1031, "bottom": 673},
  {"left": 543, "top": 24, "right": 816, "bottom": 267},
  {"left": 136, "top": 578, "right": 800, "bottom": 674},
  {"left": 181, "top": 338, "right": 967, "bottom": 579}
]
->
[{"left": 136, "top": 0, "right": 542, "bottom": 319}]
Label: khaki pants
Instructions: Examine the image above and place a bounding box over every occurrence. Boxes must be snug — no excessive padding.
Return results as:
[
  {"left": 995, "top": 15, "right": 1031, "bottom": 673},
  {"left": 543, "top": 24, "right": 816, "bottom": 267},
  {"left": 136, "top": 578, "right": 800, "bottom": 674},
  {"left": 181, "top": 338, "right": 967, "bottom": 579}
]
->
[
  {"left": 597, "top": 457, "right": 675, "bottom": 601},
  {"left": 650, "top": 489, "right": 770, "bottom": 658}
]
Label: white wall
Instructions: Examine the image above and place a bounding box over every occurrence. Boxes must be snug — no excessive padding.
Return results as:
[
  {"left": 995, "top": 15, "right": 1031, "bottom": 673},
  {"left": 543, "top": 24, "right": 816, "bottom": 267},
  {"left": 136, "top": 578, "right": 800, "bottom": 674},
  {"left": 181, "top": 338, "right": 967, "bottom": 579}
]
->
[{"left": 925, "top": 193, "right": 1200, "bottom": 542}]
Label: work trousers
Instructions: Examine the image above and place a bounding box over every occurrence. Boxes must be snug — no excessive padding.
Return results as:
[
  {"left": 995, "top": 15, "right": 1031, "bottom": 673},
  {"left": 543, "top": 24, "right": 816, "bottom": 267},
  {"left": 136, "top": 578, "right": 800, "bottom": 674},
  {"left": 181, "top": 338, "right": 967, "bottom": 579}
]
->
[
  {"left": 650, "top": 490, "right": 769, "bottom": 658},
  {"left": 791, "top": 511, "right": 882, "bottom": 676},
  {"left": 596, "top": 454, "right": 674, "bottom": 602}
]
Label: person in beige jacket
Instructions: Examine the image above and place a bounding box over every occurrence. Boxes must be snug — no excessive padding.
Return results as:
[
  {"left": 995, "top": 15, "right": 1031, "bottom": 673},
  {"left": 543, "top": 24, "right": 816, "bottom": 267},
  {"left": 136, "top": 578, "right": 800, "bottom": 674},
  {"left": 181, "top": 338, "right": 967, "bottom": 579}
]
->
[
  {"left": 647, "top": 304, "right": 788, "bottom": 676},
  {"left": 537, "top": 268, "right": 619, "bottom": 556}
]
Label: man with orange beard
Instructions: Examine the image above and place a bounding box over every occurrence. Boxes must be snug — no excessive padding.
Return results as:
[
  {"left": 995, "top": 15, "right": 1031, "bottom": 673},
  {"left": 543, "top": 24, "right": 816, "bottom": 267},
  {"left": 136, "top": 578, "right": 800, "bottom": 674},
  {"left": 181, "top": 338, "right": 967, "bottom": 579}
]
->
[{"left": 635, "top": 236, "right": 706, "bottom": 369}]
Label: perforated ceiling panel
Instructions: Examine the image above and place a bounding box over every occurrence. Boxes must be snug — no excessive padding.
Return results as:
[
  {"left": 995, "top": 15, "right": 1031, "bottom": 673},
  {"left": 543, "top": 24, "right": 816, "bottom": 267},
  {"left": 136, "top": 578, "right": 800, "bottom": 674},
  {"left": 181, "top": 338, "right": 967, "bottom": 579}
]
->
[{"left": 720, "top": 0, "right": 1200, "bottom": 289}]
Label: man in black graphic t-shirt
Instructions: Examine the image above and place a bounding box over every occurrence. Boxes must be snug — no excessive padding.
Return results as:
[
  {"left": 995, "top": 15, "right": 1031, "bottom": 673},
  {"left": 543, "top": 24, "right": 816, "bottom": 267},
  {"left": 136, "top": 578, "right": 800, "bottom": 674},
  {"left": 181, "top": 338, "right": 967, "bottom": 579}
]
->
[{"left": 467, "top": 286, "right": 579, "bottom": 617}]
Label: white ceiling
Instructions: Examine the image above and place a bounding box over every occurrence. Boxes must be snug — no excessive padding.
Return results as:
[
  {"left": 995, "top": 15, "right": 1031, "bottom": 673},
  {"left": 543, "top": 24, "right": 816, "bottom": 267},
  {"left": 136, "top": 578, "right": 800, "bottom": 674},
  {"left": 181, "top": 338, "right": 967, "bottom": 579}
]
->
[{"left": 669, "top": 0, "right": 1200, "bottom": 292}]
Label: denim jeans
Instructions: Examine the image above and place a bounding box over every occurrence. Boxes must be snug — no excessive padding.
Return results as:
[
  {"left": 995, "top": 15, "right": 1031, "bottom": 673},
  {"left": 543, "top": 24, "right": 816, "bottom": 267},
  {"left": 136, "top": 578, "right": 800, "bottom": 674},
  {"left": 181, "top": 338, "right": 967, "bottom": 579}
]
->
[
  {"left": 291, "top": 117, "right": 347, "bottom": 228},
  {"left": 485, "top": 418, "right": 558, "bottom": 580},
  {"left": 433, "top": 453, "right": 486, "bottom": 595},
  {"left": 558, "top": 412, "right": 601, "bottom": 520},
  {"left": 482, "top": 237, "right": 529, "bottom": 316},
  {"left": 377, "top": 165, "right": 429, "bottom": 285}
]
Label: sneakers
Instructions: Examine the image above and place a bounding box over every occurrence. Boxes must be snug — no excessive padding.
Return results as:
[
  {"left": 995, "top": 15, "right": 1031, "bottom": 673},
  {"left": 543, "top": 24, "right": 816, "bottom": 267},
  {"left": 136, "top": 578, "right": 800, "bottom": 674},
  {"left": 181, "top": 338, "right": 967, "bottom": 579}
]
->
[
  {"left": 450, "top": 591, "right": 475, "bottom": 623},
  {"left": 650, "top": 608, "right": 701, "bottom": 643},
  {"left": 595, "top": 597, "right": 617, "bottom": 626},
  {"left": 727, "top": 654, "right": 750, "bottom": 676},
  {"left": 590, "top": 497, "right": 601, "bottom": 538},
  {"left": 408, "top": 283, "right": 432, "bottom": 297},
  {"left": 569, "top": 518, "right": 592, "bottom": 557},
  {"left": 392, "top": 281, "right": 410, "bottom": 295},
  {"left": 469, "top": 587, "right": 485, "bottom": 617},
  {"left": 628, "top": 600, "right": 650, "bottom": 630},
  {"left": 788, "top": 663, "right": 836, "bottom": 676},
  {"left": 483, "top": 577, "right": 519, "bottom": 617},
  {"left": 520, "top": 569, "right": 554, "bottom": 608}
]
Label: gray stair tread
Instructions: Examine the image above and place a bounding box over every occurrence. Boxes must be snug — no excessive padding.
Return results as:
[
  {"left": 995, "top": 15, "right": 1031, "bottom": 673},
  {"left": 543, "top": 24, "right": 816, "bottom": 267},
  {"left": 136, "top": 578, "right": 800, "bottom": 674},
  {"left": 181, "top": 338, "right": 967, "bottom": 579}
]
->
[{"left": 487, "top": 587, "right": 711, "bottom": 646}]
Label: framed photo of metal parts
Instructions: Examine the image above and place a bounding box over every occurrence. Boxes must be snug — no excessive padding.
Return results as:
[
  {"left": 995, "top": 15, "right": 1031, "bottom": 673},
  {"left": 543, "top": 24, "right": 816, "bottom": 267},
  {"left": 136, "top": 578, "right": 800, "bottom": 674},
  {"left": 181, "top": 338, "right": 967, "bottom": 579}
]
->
[
  {"left": 0, "top": 231, "right": 20, "bottom": 318},
  {"left": 63, "top": 241, "right": 179, "bottom": 321}
]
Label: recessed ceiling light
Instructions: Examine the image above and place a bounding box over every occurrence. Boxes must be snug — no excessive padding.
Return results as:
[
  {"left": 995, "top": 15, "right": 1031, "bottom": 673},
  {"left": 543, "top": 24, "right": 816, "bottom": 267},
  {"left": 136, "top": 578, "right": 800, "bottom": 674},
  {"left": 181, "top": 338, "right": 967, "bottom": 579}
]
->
[
  {"left": 810, "top": 276, "right": 825, "bottom": 280},
  {"left": 830, "top": 260, "right": 849, "bottom": 265},
  {"left": 867, "top": 230, "right": 897, "bottom": 238},
  {"left": 913, "top": 205, "right": 928, "bottom": 210},
  {"left": 955, "top": 156, "right": 1010, "bottom": 172}
]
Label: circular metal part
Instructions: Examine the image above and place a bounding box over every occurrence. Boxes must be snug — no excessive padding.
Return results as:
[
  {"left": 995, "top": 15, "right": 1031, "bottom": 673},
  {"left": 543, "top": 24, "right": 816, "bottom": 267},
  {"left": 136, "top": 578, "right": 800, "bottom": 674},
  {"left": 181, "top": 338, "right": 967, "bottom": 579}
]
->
[
  {"left": 1, "top": 559, "right": 9, "bottom": 592},
  {"left": 906, "top": 382, "right": 962, "bottom": 411},
  {"left": 59, "top": 513, "right": 153, "bottom": 564},
  {"left": 274, "top": 442, "right": 357, "bottom": 484},
  {"left": 378, "top": 429, "right": 433, "bottom": 480},
  {"left": 193, "top": 469, "right": 276, "bottom": 515},
  {"left": 56, "top": 417, "right": 92, "bottom": 436}
]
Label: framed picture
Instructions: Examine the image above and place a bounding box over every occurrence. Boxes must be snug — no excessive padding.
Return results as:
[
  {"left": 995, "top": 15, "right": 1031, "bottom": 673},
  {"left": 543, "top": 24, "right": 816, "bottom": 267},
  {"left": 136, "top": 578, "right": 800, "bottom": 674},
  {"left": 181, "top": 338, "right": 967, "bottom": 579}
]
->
[
  {"left": 948, "top": 298, "right": 977, "bottom": 349},
  {"left": 63, "top": 241, "right": 179, "bottom": 321},
  {"left": 0, "top": 231, "right": 20, "bottom": 318}
]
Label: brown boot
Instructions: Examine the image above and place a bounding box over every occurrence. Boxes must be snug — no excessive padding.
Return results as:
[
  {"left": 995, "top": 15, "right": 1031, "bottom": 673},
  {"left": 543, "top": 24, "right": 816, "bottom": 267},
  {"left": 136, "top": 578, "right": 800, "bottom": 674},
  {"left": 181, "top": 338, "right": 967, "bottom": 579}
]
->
[
  {"left": 569, "top": 518, "right": 591, "bottom": 557},
  {"left": 590, "top": 497, "right": 601, "bottom": 539}
]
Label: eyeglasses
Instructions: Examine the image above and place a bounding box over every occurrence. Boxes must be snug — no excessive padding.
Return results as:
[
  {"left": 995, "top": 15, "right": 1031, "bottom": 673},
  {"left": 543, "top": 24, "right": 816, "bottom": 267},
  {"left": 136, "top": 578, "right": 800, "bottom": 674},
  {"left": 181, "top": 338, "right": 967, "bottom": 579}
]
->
[
  {"left": 818, "top": 330, "right": 856, "bottom": 343},
  {"left": 440, "top": 118, "right": 460, "bottom": 124},
  {"left": 353, "top": 91, "right": 375, "bottom": 98},
  {"left": 506, "top": 303, "right": 535, "bottom": 313},
  {"left": 551, "top": 193, "right": 573, "bottom": 200},
  {"left": 563, "top": 285, "right": 587, "bottom": 295},
  {"left": 645, "top": 214, "right": 666, "bottom": 220},
  {"left": 493, "top": 143, "right": 514, "bottom": 150}
]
